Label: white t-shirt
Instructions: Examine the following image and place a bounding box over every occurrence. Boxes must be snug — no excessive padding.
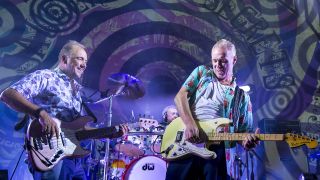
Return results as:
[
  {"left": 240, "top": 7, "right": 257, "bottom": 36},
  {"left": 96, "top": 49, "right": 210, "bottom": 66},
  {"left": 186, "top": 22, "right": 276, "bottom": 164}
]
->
[{"left": 191, "top": 81, "right": 230, "bottom": 121}]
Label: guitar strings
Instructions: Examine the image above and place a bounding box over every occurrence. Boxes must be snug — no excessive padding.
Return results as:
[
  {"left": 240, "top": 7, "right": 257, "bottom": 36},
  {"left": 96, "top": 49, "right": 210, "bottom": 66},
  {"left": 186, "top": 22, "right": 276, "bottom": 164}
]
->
[
  {"left": 44, "top": 132, "right": 285, "bottom": 145},
  {"left": 29, "top": 145, "right": 53, "bottom": 165}
]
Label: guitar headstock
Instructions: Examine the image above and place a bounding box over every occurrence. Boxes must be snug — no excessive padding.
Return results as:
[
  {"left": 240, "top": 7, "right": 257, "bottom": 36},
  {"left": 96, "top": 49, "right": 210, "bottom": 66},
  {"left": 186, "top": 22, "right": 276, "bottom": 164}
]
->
[
  {"left": 284, "top": 133, "right": 318, "bottom": 149},
  {"left": 138, "top": 117, "right": 159, "bottom": 129}
]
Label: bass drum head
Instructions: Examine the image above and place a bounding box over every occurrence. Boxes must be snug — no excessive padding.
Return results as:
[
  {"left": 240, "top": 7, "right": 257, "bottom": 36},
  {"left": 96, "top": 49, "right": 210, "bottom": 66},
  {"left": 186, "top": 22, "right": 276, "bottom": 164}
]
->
[{"left": 123, "top": 156, "right": 167, "bottom": 180}]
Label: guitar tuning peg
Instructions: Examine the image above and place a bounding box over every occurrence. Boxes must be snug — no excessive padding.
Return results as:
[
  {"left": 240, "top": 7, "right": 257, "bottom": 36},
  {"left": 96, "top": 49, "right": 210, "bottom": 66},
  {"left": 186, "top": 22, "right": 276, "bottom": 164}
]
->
[{"left": 143, "top": 114, "right": 146, "bottom": 118}]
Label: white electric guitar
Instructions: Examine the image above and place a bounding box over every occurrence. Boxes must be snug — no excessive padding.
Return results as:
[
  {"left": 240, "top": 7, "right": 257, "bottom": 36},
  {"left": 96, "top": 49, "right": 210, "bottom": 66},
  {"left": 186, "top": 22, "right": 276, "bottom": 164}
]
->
[
  {"left": 160, "top": 117, "right": 318, "bottom": 161},
  {"left": 26, "top": 116, "right": 159, "bottom": 171}
]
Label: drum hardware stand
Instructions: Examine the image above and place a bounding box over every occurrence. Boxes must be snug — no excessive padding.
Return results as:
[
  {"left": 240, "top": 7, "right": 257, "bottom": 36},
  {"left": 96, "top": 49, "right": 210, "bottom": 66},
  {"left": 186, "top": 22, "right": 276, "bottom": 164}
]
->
[{"left": 86, "top": 139, "right": 94, "bottom": 177}]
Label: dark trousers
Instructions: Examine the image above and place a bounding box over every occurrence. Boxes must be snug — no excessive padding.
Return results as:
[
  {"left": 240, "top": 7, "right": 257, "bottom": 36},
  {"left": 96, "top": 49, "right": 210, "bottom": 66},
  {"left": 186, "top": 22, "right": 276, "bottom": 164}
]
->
[
  {"left": 166, "top": 143, "right": 229, "bottom": 180},
  {"left": 29, "top": 158, "right": 87, "bottom": 180}
]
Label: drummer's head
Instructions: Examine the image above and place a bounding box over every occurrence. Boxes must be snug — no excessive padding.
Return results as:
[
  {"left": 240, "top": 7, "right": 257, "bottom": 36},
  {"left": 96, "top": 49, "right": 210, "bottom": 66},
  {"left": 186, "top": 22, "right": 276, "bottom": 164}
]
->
[
  {"left": 162, "top": 105, "right": 179, "bottom": 124},
  {"left": 58, "top": 40, "right": 88, "bottom": 80}
]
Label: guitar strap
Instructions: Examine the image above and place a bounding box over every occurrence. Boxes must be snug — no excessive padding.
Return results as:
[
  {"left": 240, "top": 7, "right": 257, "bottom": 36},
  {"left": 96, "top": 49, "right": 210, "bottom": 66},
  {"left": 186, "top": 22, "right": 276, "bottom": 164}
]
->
[
  {"left": 229, "top": 86, "right": 244, "bottom": 132},
  {"left": 82, "top": 102, "right": 98, "bottom": 123}
]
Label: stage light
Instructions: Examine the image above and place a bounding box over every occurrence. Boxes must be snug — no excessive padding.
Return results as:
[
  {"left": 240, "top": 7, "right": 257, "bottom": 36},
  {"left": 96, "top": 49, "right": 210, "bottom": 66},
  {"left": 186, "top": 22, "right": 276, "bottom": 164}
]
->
[
  {"left": 239, "top": 85, "right": 251, "bottom": 92},
  {"left": 299, "top": 173, "right": 319, "bottom": 180}
]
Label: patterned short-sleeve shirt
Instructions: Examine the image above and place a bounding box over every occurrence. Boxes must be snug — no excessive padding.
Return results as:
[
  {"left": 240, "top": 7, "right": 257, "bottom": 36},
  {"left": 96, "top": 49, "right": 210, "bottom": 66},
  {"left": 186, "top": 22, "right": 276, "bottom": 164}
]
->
[
  {"left": 182, "top": 65, "right": 253, "bottom": 132},
  {"left": 10, "top": 68, "right": 82, "bottom": 122},
  {"left": 182, "top": 65, "right": 253, "bottom": 177}
]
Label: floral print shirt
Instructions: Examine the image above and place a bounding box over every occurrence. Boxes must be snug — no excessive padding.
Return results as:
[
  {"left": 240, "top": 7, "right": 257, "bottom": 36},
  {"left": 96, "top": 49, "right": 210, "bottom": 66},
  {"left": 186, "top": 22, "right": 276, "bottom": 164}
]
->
[{"left": 10, "top": 68, "right": 82, "bottom": 122}]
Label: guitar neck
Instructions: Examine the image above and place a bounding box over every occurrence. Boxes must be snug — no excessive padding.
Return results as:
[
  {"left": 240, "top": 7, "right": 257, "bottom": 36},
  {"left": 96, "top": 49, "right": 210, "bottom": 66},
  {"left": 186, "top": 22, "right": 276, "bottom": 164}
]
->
[
  {"left": 75, "top": 122, "right": 145, "bottom": 141},
  {"left": 76, "top": 126, "right": 122, "bottom": 141},
  {"left": 208, "top": 133, "right": 284, "bottom": 141}
]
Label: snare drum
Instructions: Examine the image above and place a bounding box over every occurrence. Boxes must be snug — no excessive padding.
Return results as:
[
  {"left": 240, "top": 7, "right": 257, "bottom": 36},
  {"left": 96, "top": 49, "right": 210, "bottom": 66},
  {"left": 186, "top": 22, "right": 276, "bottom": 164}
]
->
[{"left": 123, "top": 156, "right": 167, "bottom": 180}]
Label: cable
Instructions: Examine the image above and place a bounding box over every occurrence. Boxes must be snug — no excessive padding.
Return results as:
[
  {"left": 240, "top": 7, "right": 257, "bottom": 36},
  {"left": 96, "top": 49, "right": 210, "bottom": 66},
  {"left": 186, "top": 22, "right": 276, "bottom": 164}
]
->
[
  {"left": 152, "top": 135, "right": 163, "bottom": 154},
  {"left": 10, "top": 147, "right": 25, "bottom": 180}
]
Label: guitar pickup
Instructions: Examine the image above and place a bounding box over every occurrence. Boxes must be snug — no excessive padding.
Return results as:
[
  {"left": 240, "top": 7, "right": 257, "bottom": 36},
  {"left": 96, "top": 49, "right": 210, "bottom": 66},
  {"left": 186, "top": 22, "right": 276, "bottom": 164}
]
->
[
  {"left": 175, "top": 131, "right": 184, "bottom": 143},
  {"left": 46, "top": 134, "right": 53, "bottom": 149},
  {"left": 33, "top": 137, "right": 43, "bottom": 150}
]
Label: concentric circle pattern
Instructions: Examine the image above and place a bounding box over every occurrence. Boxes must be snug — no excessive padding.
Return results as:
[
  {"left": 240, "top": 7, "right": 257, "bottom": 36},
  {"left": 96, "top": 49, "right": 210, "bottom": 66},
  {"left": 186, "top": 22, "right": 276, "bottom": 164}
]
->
[{"left": 0, "top": 0, "right": 319, "bottom": 179}]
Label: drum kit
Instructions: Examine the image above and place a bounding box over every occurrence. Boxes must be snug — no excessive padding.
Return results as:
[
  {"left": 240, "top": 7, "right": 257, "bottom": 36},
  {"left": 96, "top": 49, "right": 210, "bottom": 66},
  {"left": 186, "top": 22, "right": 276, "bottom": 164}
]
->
[{"left": 82, "top": 73, "right": 167, "bottom": 180}]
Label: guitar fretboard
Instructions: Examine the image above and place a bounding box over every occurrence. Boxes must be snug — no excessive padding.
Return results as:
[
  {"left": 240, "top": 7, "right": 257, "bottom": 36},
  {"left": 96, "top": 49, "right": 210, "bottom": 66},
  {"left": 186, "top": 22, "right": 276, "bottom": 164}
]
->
[
  {"left": 208, "top": 133, "right": 284, "bottom": 141},
  {"left": 75, "top": 122, "right": 151, "bottom": 141},
  {"left": 76, "top": 126, "right": 120, "bottom": 140}
]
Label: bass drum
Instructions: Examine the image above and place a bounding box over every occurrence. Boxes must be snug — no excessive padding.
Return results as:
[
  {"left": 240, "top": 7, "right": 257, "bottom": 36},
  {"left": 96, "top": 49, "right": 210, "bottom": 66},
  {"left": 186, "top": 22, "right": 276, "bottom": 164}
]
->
[{"left": 123, "top": 156, "right": 167, "bottom": 180}]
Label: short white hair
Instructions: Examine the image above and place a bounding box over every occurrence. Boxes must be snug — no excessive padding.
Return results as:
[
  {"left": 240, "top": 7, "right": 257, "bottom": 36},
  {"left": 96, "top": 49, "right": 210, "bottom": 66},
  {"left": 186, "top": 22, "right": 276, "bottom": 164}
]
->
[
  {"left": 162, "top": 105, "right": 177, "bottom": 118},
  {"left": 211, "top": 39, "right": 236, "bottom": 56},
  {"left": 59, "top": 40, "right": 85, "bottom": 59}
]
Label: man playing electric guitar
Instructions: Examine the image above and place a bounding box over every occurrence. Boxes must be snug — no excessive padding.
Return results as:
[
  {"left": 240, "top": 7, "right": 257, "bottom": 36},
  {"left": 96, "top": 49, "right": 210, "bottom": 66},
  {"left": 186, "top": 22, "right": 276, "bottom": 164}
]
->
[
  {"left": 165, "top": 39, "right": 260, "bottom": 180},
  {"left": 0, "top": 40, "right": 128, "bottom": 180}
]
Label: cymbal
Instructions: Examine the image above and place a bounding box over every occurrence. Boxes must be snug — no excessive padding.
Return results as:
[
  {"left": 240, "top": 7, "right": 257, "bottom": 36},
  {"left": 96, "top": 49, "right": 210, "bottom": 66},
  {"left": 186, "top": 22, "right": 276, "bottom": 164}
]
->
[{"left": 108, "top": 73, "right": 145, "bottom": 99}]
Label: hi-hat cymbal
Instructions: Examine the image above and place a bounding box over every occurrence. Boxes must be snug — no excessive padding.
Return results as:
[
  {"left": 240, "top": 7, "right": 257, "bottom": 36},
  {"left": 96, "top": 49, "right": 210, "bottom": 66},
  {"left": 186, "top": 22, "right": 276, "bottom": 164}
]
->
[{"left": 108, "top": 73, "right": 145, "bottom": 99}]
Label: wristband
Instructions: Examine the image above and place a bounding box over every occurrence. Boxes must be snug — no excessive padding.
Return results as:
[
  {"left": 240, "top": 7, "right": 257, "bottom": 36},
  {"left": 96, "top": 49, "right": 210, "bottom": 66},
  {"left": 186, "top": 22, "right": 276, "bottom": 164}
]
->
[{"left": 34, "top": 107, "right": 45, "bottom": 119}]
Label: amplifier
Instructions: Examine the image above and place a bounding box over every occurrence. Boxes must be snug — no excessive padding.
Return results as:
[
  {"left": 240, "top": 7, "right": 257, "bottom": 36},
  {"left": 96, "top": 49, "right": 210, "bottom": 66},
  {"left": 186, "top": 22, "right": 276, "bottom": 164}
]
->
[{"left": 0, "top": 170, "right": 8, "bottom": 180}]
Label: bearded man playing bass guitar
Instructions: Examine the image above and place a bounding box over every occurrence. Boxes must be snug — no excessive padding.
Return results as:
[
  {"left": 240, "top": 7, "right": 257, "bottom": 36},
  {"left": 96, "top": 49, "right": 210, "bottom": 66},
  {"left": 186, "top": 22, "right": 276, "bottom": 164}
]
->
[
  {"left": 0, "top": 40, "right": 128, "bottom": 180},
  {"left": 165, "top": 39, "right": 260, "bottom": 180}
]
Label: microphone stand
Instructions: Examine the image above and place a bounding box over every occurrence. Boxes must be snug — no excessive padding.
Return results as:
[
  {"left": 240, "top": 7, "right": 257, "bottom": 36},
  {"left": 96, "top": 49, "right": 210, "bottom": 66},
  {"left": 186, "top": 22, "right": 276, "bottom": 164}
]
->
[
  {"left": 100, "top": 87, "right": 125, "bottom": 180},
  {"left": 99, "top": 94, "right": 116, "bottom": 180},
  {"left": 102, "top": 94, "right": 112, "bottom": 180}
]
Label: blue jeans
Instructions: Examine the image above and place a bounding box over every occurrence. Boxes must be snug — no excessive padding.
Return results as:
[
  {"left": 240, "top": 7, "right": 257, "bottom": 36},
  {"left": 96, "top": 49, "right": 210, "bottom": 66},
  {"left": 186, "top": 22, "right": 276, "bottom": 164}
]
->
[
  {"left": 29, "top": 157, "right": 87, "bottom": 180},
  {"left": 166, "top": 143, "right": 229, "bottom": 180}
]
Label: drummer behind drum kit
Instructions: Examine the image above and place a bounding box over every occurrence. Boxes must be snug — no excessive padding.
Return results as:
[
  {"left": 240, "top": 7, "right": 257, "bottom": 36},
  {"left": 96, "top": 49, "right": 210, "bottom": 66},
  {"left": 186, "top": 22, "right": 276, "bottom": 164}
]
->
[
  {"left": 82, "top": 73, "right": 167, "bottom": 180},
  {"left": 83, "top": 117, "right": 167, "bottom": 180}
]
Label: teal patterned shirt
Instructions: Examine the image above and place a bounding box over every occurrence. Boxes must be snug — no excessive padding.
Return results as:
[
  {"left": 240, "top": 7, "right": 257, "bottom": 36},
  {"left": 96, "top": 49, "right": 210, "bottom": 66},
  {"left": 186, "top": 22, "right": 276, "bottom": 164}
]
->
[{"left": 182, "top": 65, "right": 253, "bottom": 144}]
